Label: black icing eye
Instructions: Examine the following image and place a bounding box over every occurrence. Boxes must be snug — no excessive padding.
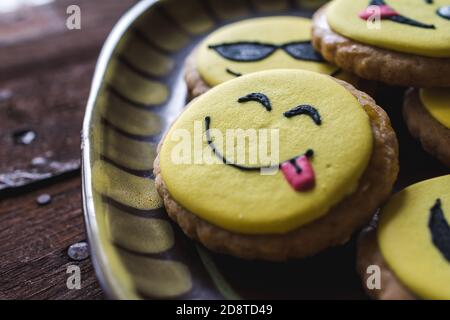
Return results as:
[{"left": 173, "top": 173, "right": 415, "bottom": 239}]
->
[
  {"left": 429, "top": 199, "right": 450, "bottom": 262},
  {"left": 284, "top": 105, "right": 322, "bottom": 125},
  {"left": 437, "top": 6, "right": 450, "bottom": 20},
  {"left": 208, "top": 42, "right": 277, "bottom": 62},
  {"left": 238, "top": 93, "right": 272, "bottom": 111},
  {"left": 282, "top": 41, "right": 325, "bottom": 62}
]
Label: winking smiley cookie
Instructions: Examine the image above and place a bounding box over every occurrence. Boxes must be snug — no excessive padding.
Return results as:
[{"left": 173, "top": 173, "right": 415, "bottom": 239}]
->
[{"left": 154, "top": 70, "right": 399, "bottom": 261}]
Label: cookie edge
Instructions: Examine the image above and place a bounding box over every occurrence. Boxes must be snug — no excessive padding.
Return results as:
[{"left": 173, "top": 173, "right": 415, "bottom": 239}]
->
[
  {"left": 357, "top": 226, "right": 417, "bottom": 300},
  {"left": 184, "top": 49, "right": 212, "bottom": 100},
  {"left": 311, "top": 5, "right": 450, "bottom": 88},
  {"left": 403, "top": 88, "right": 450, "bottom": 167}
]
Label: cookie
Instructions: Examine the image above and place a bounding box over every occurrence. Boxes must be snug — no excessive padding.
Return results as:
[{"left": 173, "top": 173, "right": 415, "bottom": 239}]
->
[
  {"left": 155, "top": 69, "right": 398, "bottom": 261},
  {"left": 403, "top": 88, "right": 450, "bottom": 167},
  {"left": 312, "top": 0, "right": 450, "bottom": 87},
  {"left": 357, "top": 175, "right": 450, "bottom": 300},
  {"left": 185, "top": 16, "right": 366, "bottom": 99}
]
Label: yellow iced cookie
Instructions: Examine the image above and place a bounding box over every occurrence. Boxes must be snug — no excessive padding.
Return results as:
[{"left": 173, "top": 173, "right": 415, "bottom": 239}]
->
[
  {"left": 327, "top": 0, "right": 450, "bottom": 58},
  {"left": 159, "top": 70, "right": 373, "bottom": 234},
  {"left": 420, "top": 88, "right": 450, "bottom": 129},
  {"left": 378, "top": 175, "right": 450, "bottom": 300},
  {"left": 196, "top": 16, "right": 338, "bottom": 86}
]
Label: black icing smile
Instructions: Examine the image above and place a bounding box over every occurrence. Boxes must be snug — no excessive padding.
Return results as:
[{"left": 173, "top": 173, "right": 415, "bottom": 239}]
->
[
  {"left": 429, "top": 199, "right": 450, "bottom": 262},
  {"left": 205, "top": 116, "right": 314, "bottom": 171},
  {"left": 367, "top": 0, "right": 437, "bottom": 29},
  {"left": 226, "top": 68, "right": 242, "bottom": 77},
  {"left": 204, "top": 92, "right": 321, "bottom": 171},
  {"left": 209, "top": 41, "right": 325, "bottom": 63}
]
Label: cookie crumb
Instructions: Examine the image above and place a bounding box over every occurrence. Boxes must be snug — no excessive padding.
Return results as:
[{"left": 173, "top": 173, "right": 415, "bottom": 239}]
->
[
  {"left": 36, "top": 194, "right": 52, "bottom": 206},
  {"left": 67, "top": 242, "right": 90, "bottom": 261}
]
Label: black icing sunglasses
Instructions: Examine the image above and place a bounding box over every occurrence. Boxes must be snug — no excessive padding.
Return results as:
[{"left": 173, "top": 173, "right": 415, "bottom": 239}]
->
[{"left": 208, "top": 41, "right": 325, "bottom": 63}]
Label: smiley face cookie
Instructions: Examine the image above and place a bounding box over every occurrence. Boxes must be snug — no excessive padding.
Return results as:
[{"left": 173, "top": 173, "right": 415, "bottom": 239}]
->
[
  {"left": 154, "top": 70, "right": 399, "bottom": 261},
  {"left": 185, "top": 16, "right": 362, "bottom": 99},
  {"left": 357, "top": 175, "right": 450, "bottom": 300},
  {"left": 312, "top": 0, "right": 450, "bottom": 87},
  {"left": 403, "top": 88, "right": 450, "bottom": 167}
]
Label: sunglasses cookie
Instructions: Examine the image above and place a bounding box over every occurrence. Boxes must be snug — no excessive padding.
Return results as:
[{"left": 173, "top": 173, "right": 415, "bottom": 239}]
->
[
  {"left": 185, "top": 16, "right": 362, "bottom": 99},
  {"left": 357, "top": 175, "right": 450, "bottom": 299},
  {"left": 155, "top": 70, "right": 399, "bottom": 261},
  {"left": 403, "top": 88, "right": 450, "bottom": 167},
  {"left": 312, "top": 0, "right": 450, "bottom": 87}
]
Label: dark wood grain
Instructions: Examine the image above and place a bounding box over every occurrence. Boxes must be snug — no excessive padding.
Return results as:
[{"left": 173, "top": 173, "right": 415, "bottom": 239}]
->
[
  {"left": 0, "top": 0, "right": 138, "bottom": 80},
  {"left": 0, "top": 0, "right": 137, "bottom": 191},
  {"left": 0, "top": 0, "right": 137, "bottom": 299},
  {"left": 0, "top": 59, "right": 94, "bottom": 191},
  {"left": 0, "top": 177, "right": 103, "bottom": 299}
]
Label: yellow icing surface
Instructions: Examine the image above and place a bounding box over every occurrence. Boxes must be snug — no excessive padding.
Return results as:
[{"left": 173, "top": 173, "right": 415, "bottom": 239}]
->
[
  {"left": 378, "top": 175, "right": 450, "bottom": 300},
  {"left": 420, "top": 88, "right": 450, "bottom": 129},
  {"left": 159, "top": 70, "right": 373, "bottom": 234},
  {"left": 327, "top": 0, "right": 450, "bottom": 58},
  {"left": 196, "top": 17, "right": 338, "bottom": 87}
]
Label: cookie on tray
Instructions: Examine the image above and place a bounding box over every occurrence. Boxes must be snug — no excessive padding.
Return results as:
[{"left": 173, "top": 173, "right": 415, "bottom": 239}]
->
[
  {"left": 357, "top": 175, "right": 450, "bottom": 300},
  {"left": 154, "top": 69, "right": 399, "bottom": 261},
  {"left": 312, "top": 0, "right": 450, "bottom": 87},
  {"left": 403, "top": 88, "right": 450, "bottom": 167},
  {"left": 185, "top": 16, "right": 368, "bottom": 99}
]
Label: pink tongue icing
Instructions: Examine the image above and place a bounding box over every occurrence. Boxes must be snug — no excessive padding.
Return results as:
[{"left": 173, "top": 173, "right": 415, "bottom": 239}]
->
[
  {"left": 359, "top": 5, "right": 398, "bottom": 20},
  {"left": 280, "top": 155, "right": 315, "bottom": 191}
]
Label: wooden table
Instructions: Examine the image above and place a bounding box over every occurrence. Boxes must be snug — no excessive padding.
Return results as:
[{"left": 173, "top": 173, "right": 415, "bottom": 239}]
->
[{"left": 0, "top": 0, "right": 138, "bottom": 299}]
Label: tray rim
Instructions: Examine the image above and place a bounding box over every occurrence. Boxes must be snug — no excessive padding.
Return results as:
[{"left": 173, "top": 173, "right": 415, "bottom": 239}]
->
[
  {"left": 82, "top": 0, "right": 368, "bottom": 300},
  {"left": 81, "top": 0, "right": 160, "bottom": 300}
]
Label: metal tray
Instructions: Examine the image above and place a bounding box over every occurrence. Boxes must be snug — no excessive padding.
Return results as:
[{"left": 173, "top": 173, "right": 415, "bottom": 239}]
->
[{"left": 81, "top": 0, "right": 448, "bottom": 299}]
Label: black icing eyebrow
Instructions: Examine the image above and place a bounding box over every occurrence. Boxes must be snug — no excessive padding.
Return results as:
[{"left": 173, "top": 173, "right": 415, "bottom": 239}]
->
[
  {"left": 283, "top": 105, "right": 322, "bottom": 125},
  {"left": 429, "top": 199, "right": 450, "bottom": 262},
  {"left": 238, "top": 93, "right": 272, "bottom": 111},
  {"left": 425, "top": 0, "right": 433, "bottom": 4}
]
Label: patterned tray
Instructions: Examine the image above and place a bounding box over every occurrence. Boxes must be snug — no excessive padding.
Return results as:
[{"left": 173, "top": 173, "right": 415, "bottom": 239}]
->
[{"left": 81, "top": 0, "right": 447, "bottom": 299}]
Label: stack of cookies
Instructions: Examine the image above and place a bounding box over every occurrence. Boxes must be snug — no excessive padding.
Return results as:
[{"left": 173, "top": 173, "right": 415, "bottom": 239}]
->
[
  {"left": 154, "top": 0, "right": 450, "bottom": 300},
  {"left": 312, "top": 0, "right": 450, "bottom": 167},
  {"left": 310, "top": 0, "right": 450, "bottom": 300}
]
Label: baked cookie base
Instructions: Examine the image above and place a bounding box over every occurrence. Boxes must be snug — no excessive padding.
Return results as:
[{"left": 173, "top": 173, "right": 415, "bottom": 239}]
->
[
  {"left": 184, "top": 50, "right": 211, "bottom": 100},
  {"left": 311, "top": 6, "right": 450, "bottom": 88},
  {"left": 154, "top": 80, "right": 399, "bottom": 261},
  {"left": 357, "top": 227, "right": 417, "bottom": 300},
  {"left": 403, "top": 88, "right": 450, "bottom": 167}
]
